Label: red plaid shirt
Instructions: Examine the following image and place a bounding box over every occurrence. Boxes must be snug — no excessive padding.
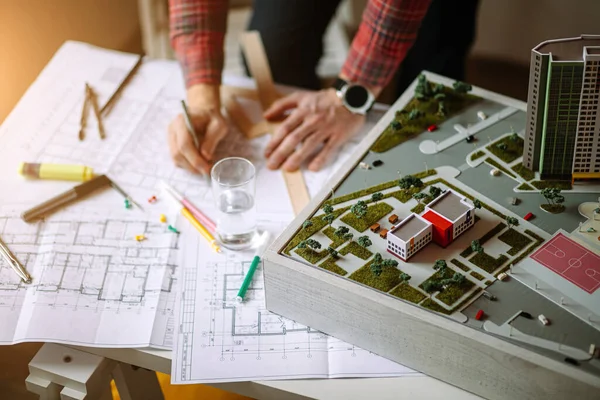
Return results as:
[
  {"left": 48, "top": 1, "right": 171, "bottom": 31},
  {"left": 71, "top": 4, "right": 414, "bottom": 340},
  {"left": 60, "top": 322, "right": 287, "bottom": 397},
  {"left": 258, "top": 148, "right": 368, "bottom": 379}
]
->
[{"left": 169, "top": 0, "right": 431, "bottom": 89}]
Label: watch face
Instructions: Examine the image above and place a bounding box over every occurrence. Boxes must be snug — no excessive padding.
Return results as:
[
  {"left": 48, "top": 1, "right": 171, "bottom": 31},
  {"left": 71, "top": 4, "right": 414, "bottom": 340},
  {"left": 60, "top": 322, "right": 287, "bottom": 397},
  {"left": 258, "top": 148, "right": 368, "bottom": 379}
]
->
[{"left": 345, "top": 85, "right": 369, "bottom": 108}]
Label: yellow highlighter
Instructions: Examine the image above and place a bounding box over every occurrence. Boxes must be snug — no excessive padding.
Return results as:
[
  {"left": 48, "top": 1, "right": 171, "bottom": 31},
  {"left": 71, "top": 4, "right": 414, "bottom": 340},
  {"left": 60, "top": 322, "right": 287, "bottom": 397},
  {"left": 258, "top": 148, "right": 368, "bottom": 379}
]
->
[
  {"left": 19, "top": 163, "right": 94, "bottom": 182},
  {"left": 181, "top": 207, "right": 221, "bottom": 253}
]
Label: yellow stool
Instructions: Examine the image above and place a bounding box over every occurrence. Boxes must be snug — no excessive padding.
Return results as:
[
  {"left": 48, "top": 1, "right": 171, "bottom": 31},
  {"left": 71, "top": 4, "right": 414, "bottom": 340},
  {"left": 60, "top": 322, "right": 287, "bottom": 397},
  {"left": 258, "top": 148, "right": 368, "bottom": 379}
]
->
[{"left": 111, "top": 372, "right": 254, "bottom": 400}]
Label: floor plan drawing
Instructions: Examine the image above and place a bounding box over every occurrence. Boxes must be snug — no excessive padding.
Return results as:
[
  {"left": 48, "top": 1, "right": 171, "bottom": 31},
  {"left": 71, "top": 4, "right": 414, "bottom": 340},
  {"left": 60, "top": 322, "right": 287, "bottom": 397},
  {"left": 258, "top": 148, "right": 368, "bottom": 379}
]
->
[
  {"left": 0, "top": 208, "right": 179, "bottom": 348},
  {"left": 172, "top": 222, "right": 419, "bottom": 384}
]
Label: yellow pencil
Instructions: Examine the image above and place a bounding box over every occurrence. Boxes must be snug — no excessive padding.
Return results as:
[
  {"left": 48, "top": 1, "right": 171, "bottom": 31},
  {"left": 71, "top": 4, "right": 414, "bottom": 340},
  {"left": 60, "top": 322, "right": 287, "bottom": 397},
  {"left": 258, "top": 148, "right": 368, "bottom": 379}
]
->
[{"left": 181, "top": 207, "right": 221, "bottom": 253}]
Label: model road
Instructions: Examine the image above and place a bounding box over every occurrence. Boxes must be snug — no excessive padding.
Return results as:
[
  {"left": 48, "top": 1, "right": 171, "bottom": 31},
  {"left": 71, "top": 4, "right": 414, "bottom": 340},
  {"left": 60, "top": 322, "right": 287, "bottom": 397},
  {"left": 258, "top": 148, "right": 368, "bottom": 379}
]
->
[{"left": 463, "top": 278, "right": 600, "bottom": 354}]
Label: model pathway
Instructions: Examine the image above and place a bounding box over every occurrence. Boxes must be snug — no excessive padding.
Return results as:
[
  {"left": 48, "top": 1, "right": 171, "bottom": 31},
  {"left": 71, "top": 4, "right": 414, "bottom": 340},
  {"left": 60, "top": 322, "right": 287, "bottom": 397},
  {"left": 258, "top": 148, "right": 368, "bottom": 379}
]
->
[{"left": 419, "top": 107, "right": 518, "bottom": 155}]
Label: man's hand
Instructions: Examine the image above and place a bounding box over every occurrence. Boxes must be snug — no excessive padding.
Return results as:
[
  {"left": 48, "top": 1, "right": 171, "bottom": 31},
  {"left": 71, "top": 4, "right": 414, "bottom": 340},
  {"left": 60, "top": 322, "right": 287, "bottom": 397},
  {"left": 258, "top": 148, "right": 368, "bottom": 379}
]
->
[
  {"left": 263, "top": 89, "right": 366, "bottom": 172},
  {"left": 168, "top": 84, "right": 228, "bottom": 175}
]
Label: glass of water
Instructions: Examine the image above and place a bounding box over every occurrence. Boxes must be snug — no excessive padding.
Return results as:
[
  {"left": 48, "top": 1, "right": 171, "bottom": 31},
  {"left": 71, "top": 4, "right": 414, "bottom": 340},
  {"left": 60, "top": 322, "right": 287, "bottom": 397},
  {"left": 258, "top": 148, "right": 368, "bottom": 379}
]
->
[{"left": 211, "top": 157, "right": 258, "bottom": 250}]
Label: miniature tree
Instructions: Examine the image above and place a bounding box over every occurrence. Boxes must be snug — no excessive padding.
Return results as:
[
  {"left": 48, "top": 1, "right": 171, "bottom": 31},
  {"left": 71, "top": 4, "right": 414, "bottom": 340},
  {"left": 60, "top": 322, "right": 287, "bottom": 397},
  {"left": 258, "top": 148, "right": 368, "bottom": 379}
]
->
[
  {"left": 357, "top": 235, "right": 372, "bottom": 248},
  {"left": 594, "top": 207, "right": 600, "bottom": 221},
  {"left": 429, "top": 185, "right": 442, "bottom": 199},
  {"left": 351, "top": 201, "right": 368, "bottom": 219},
  {"left": 437, "top": 101, "right": 447, "bottom": 117},
  {"left": 540, "top": 187, "right": 565, "bottom": 213},
  {"left": 432, "top": 83, "right": 445, "bottom": 95},
  {"left": 510, "top": 132, "right": 520, "bottom": 142},
  {"left": 399, "top": 272, "right": 411, "bottom": 284},
  {"left": 382, "top": 258, "right": 399, "bottom": 268},
  {"left": 452, "top": 81, "right": 472, "bottom": 94},
  {"left": 322, "top": 213, "right": 335, "bottom": 226},
  {"left": 471, "top": 240, "right": 484, "bottom": 254},
  {"left": 473, "top": 199, "right": 482, "bottom": 210},
  {"left": 390, "top": 120, "right": 402, "bottom": 131},
  {"left": 297, "top": 240, "right": 307, "bottom": 249},
  {"left": 434, "top": 93, "right": 446, "bottom": 101},
  {"left": 496, "top": 142, "right": 508, "bottom": 151},
  {"left": 422, "top": 281, "right": 438, "bottom": 294},
  {"left": 408, "top": 109, "right": 422, "bottom": 120},
  {"left": 452, "top": 272, "right": 466, "bottom": 284},
  {"left": 371, "top": 192, "right": 383, "bottom": 204},
  {"left": 505, "top": 216, "right": 519, "bottom": 230},
  {"left": 322, "top": 204, "right": 334, "bottom": 215},
  {"left": 343, "top": 233, "right": 354, "bottom": 241},
  {"left": 327, "top": 247, "right": 339, "bottom": 258},
  {"left": 413, "top": 192, "right": 428, "bottom": 204},
  {"left": 433, "top": 259, "right": 448, "bottom": 273},
  {"left": 370, "top": 253, "right": 384, "bottom": 276},
  {"left": 302, "top": 220, "right": 313, "bottom": 230},
  {"left": 306, "top": 239, "right": 322, "bottom": 250},
  {"left": 413, "top": 176, "right": 424, "bottom": 188},
  {"left": 334, "top": 226, "right": 349, "bottom": 238},
  {"left": 415, "top": 74, "right": 432, "bottom": 99}
]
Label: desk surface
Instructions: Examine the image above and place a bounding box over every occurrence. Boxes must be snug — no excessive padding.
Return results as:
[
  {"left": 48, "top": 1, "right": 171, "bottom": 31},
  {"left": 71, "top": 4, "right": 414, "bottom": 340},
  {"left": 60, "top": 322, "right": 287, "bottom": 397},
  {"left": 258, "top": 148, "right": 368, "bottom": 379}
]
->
[{"left": 74, "top": 346, "right": 481, "bottom": 399}]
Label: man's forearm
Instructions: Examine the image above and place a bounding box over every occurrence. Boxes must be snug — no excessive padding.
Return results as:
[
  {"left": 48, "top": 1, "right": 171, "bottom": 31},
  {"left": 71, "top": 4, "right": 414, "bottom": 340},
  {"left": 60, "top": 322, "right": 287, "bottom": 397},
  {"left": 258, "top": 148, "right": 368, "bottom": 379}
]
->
[
  {"left": 341, "top": 0, "right": 431, "bottom": 91},
  {"left": 169, "top": 0, "right": 229, "bottom": 88}
]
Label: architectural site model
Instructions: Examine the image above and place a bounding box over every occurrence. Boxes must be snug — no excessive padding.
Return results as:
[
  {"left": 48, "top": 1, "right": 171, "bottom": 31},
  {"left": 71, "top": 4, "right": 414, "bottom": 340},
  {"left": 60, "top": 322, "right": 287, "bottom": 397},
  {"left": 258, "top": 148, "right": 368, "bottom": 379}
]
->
[{"left": 263, "top": 35, "right": 600, "bottom": 399}]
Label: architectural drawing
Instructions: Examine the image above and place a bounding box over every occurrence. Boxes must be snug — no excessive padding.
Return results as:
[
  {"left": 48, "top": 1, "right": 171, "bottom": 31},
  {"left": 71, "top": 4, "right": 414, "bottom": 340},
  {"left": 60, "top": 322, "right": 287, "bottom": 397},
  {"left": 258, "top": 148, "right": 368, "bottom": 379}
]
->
[{"left": 172, "top": 223, "right": 418, "bottom": 384}]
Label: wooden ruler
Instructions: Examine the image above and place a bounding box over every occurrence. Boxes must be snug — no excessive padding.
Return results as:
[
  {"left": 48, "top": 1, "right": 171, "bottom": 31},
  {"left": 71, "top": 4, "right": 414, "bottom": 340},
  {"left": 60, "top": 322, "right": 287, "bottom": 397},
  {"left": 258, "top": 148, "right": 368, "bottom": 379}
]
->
[{"left": 232, "top": 31, "right": 310, "bottom": 216}]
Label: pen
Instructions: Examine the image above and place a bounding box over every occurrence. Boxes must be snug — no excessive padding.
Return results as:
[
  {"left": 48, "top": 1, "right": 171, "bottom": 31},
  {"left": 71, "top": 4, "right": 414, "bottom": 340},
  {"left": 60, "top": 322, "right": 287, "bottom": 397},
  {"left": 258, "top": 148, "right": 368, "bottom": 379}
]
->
[
  {"left": 181, "top": 100, "right": 200, "bottom": 149},
  {"left": 0, "top": 235, "right": 31, "bottom": 283},
  {"left": 181, "top": 207, "right": 221, "bottom": 253},
  {"left": 161, "top": 181, "right": 216, "bottom": 232},
  {"left": 236, "top": 232, "right": 270, "bottom": 303}
]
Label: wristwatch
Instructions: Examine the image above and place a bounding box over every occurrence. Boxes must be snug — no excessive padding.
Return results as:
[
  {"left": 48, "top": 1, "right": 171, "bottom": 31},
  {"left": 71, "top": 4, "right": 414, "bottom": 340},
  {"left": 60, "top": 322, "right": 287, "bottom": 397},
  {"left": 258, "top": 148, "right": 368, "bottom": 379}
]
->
[{"left": 332, "top": 77, "right": 375, "bottom": 115}]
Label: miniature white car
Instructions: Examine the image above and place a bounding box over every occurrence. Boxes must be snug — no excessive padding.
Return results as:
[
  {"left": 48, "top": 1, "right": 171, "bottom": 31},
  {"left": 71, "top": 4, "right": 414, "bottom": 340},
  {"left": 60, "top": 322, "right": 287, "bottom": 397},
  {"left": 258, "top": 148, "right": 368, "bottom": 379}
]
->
[
  {"left": 538, "top": 314, "right": 550, "bottom": 326},
  {"left": 497, "top": 272, "right": 508, "bottom": 281},
  {"left": 490, "top": 169, "right": 500, "bottom": 176},
  {"left": 477, "top": 111, "right": 487, "bottom": 120},
  {"left": 482, "top": 291, "right": 496, "bottom": 300},
  {"left": 359, "top": 162, "right": 371, "bottom": 170}
]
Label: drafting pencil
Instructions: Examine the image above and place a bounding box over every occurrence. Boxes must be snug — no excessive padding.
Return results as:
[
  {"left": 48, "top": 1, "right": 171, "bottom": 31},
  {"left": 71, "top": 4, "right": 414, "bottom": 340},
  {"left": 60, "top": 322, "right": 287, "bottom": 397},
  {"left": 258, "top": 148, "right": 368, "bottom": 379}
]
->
[{"left": 161, "top": 181, "right": 216, "bottom": 232}]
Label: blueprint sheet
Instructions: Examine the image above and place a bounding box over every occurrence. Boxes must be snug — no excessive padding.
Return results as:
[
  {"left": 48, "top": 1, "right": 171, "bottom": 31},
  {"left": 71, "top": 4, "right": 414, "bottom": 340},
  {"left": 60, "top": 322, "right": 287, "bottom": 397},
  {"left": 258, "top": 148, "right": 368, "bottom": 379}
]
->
[
  {"left": 0, "top": 41, "right": 323, "bottom": 348},
  {"left": 0, "top": 39, "right": 394, "bottom": 356},
  {"left": 172, "top": 225, "right": 419, "bottom": 383}
]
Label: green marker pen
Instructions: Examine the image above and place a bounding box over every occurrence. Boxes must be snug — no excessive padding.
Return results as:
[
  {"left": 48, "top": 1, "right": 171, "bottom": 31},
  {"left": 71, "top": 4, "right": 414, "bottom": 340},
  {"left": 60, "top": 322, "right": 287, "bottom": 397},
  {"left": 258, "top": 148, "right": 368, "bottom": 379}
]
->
[{"left": 236, "top": 232, "right": 271, "bottom": 303}]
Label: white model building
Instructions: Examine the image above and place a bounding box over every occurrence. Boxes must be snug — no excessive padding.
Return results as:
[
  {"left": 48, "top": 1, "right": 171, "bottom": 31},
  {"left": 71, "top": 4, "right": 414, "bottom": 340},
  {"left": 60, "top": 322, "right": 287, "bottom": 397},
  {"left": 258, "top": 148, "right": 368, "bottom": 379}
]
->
[
  {"left": 387, "top": 214, "right": 432, "bottom": 261},
  {"left": 387, "top": 189, "right": 476, "bottom": 261}
]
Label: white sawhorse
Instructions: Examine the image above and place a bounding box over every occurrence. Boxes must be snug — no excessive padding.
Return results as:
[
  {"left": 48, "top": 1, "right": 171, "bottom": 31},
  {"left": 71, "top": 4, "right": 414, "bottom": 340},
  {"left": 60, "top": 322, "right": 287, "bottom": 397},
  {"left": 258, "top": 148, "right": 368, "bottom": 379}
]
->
[{"left": 26, "top": 343, "right": 164, "bottom": 400}]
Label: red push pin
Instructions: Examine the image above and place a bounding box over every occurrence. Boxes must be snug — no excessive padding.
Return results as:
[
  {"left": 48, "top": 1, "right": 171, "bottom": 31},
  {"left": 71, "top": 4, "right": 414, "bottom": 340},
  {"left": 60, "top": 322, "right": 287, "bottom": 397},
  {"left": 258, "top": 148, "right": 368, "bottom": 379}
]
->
[{"left": 148, "top": 195, "right": 157, "bottom": 204}]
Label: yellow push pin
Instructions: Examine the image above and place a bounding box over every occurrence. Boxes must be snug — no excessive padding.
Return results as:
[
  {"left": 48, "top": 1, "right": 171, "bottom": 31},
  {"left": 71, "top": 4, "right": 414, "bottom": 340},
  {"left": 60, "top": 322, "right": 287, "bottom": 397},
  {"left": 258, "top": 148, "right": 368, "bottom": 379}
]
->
[
  {"left": 135, "top": 234, "right": 145, "bottom": 242},
  {"left": 159, "top": 214, "right": 167, "bottom": 223}
]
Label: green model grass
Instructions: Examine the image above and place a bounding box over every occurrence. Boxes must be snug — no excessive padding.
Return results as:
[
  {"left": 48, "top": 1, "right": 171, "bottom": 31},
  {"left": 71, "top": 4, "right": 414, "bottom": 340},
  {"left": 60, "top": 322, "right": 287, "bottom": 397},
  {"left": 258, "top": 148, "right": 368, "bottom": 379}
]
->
[
  {"left": 531, "top": 180, "right": 572, "bottom": 190},
  {"left": 323, "top": 226, "right": 349, "bottom": 249},
  {"left": 295, "top": 247, "right": 329, "bottom": 264},
  {"left": 486, "top": 135, "right": 524, "bottom": 163},
  {"left": 470, "top": 251, "right": 509, "bottom": 274},
  {"left": 349, "top": 261, "right": 402, "bottom": 292},
  {"left": 389, "top": 283, "right": 426, "bottom": 304},
  {"left": 451, "top": 259, "right": 470, "bottom": 272},
  {"left": 470, "top": 271, "right": 485, "bottom": 280},
  {"left": 470, "top": 150, "right": 485, "bottom": 162},
  {"left": 436, "top": 279, "right": 476, "bottom": 306},
  {"left": 460, "top": 222, "right": 506, "bottom": 258},
  {"left": 371, "top": 84, "right": 481, "bottom": 153},
  {"left": 339, "top": 241, "right": 373, "bottom": 260},
  {"left": 318, "top": 257, "right": 348, "bottom": 276},
  {"left": 511, "top": 162, "right": 535, "bottom": 181},
  {"left": 283, "top": 206, "right": 349, "bottom": 255},
  {"left": 341, "top": 202, "right": 394, "bottom": 232},
  {"left": 498, "top": 228, "right": 533, "bottom": 256}
]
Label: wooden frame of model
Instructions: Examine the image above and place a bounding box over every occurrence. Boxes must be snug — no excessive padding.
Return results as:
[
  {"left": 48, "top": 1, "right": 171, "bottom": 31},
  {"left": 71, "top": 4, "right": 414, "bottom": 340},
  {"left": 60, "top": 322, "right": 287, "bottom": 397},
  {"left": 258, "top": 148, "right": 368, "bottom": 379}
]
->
[{"left": 263, "top": 71, "right": 600, "bottom": 400}]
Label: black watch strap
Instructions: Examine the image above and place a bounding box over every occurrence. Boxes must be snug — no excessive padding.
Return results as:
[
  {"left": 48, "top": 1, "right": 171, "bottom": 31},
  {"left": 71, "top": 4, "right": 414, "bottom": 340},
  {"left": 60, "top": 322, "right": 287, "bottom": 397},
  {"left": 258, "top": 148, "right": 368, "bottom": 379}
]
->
[{"left": 332, "top": 77, "right": 348, "bottom": 92}]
